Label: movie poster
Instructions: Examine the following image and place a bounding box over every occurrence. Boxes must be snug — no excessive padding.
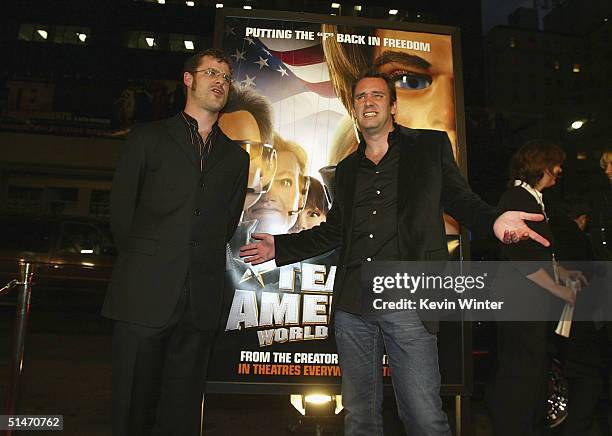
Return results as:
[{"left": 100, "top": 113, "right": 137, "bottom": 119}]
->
[{"left": 207, "top": 10, "right": 467, "bottom": 392}]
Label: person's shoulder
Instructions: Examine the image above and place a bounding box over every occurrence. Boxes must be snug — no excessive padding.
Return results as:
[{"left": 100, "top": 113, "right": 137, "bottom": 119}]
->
[
  {"left": 124, "top": 117, "right": 171, "bottom": 145},
  {"left": 500, "top": 185, "right": 531, "bottom": 200},
  {"left": 396, "top": 125, "right": 446, "bottom": 140},
  {"left": 336, "top": 149, "right": 360, "bottom": 170},
  {"left": 395, "top": 125, "right": 449, "bottom": 152},
  {"left": 498, "top": 185, "right": 537, "bottom": 210}
]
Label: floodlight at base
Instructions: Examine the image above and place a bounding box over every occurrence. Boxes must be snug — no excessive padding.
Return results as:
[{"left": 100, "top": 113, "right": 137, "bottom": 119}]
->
[
  {"left": 305, "top": 394, "right": 332, "bottom": 405},
  {"left": 290, "top": 394, "right": 344, "bottom": 415}
]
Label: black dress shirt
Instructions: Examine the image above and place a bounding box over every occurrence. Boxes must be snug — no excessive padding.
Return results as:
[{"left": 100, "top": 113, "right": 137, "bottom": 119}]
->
[
  {"left": 335, "top": 129, "right": 401, "bottom": 314},
  {"left": 180, "top": 111, "right": 218, "bottom": 172}
]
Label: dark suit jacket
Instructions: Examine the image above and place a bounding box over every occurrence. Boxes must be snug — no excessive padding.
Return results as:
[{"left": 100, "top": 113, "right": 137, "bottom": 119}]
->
[
  {"left": 102, "top": 114, "right": 249, "bottom": 330},
  {"left": 275, "top": 126, "right": 499, "bottom": 332}
]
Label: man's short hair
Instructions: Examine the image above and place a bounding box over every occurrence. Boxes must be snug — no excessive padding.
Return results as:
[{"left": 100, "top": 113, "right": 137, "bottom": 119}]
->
[
  {"left": 223, "top": 86, "right": 274, "bottom": 144},
  {"left": 183, "top": 48, "right": 233, "bottom": 76},
  {"left": 351, "top": 70, "right": 397, "bottom": 107}
]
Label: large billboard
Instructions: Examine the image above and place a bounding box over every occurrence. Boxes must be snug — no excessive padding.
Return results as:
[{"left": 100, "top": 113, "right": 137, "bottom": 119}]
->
[{"left": 207, "top": 9, "right": 469, "bottom": 394}]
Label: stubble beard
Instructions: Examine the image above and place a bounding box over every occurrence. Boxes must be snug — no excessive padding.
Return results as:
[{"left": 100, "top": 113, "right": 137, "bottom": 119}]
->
[{"left": 189, "top": 80, "right": 227, "bottom": 113}]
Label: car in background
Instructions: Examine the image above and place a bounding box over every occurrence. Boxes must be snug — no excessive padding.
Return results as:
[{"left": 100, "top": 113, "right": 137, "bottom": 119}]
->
[{"left": 0, "top": 215, "right": 116, "bottom": 311}]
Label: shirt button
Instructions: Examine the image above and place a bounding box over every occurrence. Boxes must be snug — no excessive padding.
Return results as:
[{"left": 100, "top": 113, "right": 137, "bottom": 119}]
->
[
  {"left": 194, "top": 209, "right": 201, "bottom": 216},
  {"left": 190, "top": 240, "right": 199, "bottom": 247},
  {"left": 372, "top": 210, "right": 377, "bottom": 215},
  {"left": 376, "top": 190, "right": 381, "bottom": 195},
  {"left": 366, "top": 257, "right": 372, "bottom": 262},
  {"left": 369, "top": 234, "right": 374, "bottom": 238}
]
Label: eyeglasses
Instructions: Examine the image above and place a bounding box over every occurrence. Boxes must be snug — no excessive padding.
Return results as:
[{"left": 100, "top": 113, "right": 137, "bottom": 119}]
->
[{"left": 192, "top": 68, "right": 232, "bottom": 85}]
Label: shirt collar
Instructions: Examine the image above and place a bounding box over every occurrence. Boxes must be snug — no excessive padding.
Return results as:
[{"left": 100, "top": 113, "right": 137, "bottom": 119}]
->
[
  {"left": 181, "top": 111, "right": 219, "bottom": 133},
  {"left": 514, "top": 179, "right": 545, "bottom": 211},
  {"left": 357, "top": 123, "right": 398, "bottom": 157}
]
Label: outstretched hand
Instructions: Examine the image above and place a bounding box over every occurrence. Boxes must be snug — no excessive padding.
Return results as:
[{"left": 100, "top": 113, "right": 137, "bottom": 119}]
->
[
  {"left": 493, "top": 211, "right": 550, "bottom": 247},
  {"left": 239, "top": 233, "right": 275, "bottom": 265}
]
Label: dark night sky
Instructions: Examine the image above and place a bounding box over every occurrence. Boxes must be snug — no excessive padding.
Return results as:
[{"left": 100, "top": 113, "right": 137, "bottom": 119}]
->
[{"left": 481, "top": 0, "right": 553, "bottom": 33}]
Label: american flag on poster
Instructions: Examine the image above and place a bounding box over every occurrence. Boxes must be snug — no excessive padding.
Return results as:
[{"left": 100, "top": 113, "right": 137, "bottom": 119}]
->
[{"left": 223, "top": 19, "right": 349, "bottom": 175}]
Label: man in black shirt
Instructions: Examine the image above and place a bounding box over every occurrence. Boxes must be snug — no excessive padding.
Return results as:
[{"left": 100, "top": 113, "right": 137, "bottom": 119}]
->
[{"left": 240, "top": 72, "right": 549, "bottom": 435}]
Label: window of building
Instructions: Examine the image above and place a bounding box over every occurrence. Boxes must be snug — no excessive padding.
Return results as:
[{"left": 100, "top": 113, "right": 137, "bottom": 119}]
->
[
  {"left": 169, "top": 34, "right": 198, "bottom": 52},
  {"left": 124, "top": 31, "right": 162, "bottom": 50},
  {"left": 18, "top": 24, "right": 90, "bottom": 45},
  {"left": 6, "top": 186, "right": 44, "bottom": 214},
  {"left": 58, "top": 222, "right": 113, "bottom": 255},
  {"left": 18, "top": 24, "right": 50, "bottom": 42},
  {"left": 44, "top": 187, "right": 79, "bottom": 215},
  {"left": 51, "top": 25, "right": 91, "bottom": 45},
  {"left": 89, "top": 190, "right": 110, "bottom": 218}
]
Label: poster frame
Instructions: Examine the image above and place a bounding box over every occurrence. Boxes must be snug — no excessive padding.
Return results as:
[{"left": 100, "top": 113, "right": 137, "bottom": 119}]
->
[{"left": 208, "top": 8, "right": 473, "bottom": 400}]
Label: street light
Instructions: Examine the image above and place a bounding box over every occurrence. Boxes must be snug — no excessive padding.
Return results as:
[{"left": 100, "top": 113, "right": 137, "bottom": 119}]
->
[{"left": 567, "top": 119, "right": 587, "bottom": 131}]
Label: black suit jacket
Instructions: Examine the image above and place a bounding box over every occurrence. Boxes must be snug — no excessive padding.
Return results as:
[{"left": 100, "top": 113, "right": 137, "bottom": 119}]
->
[
  {"left": 102, "top": 114, "right": 249, "bottom": 330},
  {"left": 275, "top": 126, "right": 499, "bottom": 332}
]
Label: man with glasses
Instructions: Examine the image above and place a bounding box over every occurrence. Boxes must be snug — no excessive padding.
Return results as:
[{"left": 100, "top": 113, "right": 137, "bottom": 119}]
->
[{"left": 103, "top": 48, "right": 248, "bottom": 435}]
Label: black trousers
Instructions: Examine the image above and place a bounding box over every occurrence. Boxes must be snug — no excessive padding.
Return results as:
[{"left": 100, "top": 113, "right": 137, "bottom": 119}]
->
[
  {"left": 111, "top": 288, "right": 215, "bottom": 436},
  {"left": 561, "top": 322, "right": 610, "bottom": 436},
  {"left": 492, "top": 322, "right": 551, "bottom": 436}
]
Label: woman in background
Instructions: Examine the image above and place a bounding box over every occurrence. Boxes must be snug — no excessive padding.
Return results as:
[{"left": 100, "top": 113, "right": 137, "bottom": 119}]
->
[{"left": 491, "top": 140, "right": 582, "bottom": 436}]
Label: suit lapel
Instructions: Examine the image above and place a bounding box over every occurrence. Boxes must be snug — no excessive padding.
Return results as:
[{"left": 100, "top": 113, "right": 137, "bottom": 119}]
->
[
  {"left": 165, "top": 114, "right": 232, "bottom": 175},
  {"left": 397, "top": 127, "right": 419, "bottom": 217},
  {"left": 201, "top": 129, "right": 231, "bottom": 177},
  {"left": 165, "top": 115, "right": 199, "bottom": 170}
]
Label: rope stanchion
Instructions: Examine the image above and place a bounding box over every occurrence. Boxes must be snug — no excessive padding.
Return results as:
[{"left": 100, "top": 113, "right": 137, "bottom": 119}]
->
[{"left": 3, "top": 262, "right": 35, "bottom": 432}]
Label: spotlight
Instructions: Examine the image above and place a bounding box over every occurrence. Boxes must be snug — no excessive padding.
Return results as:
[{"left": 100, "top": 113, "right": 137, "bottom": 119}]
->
[
  {"left": 290, "top": 393, "right": 344, "bottom": 416},
  {"left": 184, "top": 40, "right": 194, "bottom": 50},
  {"left": 186, "top": 0, "right": 195, "bottom": 5},
  {"left": 331, "top": 3, "right": 340, "bottom": 8},
  {"left": 157, "top": 0, "right": 165, "bottom": 4},
  {"left": 76, "top": 32, "right": 87, "bottom": 42},
  {"left": 243, "top": 4, "right": 252, "bottom": 9},
  {"left": 354, "top": 5, "right": 362, "bottom": 11},
  {"left": 570, "top": 120, "right": 584, "bottom": 130},
  {"left": 388, "top": 9, "right": 398, "bottom": 15},
  {"left": 215, "top": 3, "right": 223, "bottom": 7},
  {"left": 36, "top": 29, "right": 48, "bottom": 40},
  {"left": 145, "top": 37, "right": 155, "bottom": 47},
  {"left": 305, "top": 394, "right": 332, "bottom": 405}
]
